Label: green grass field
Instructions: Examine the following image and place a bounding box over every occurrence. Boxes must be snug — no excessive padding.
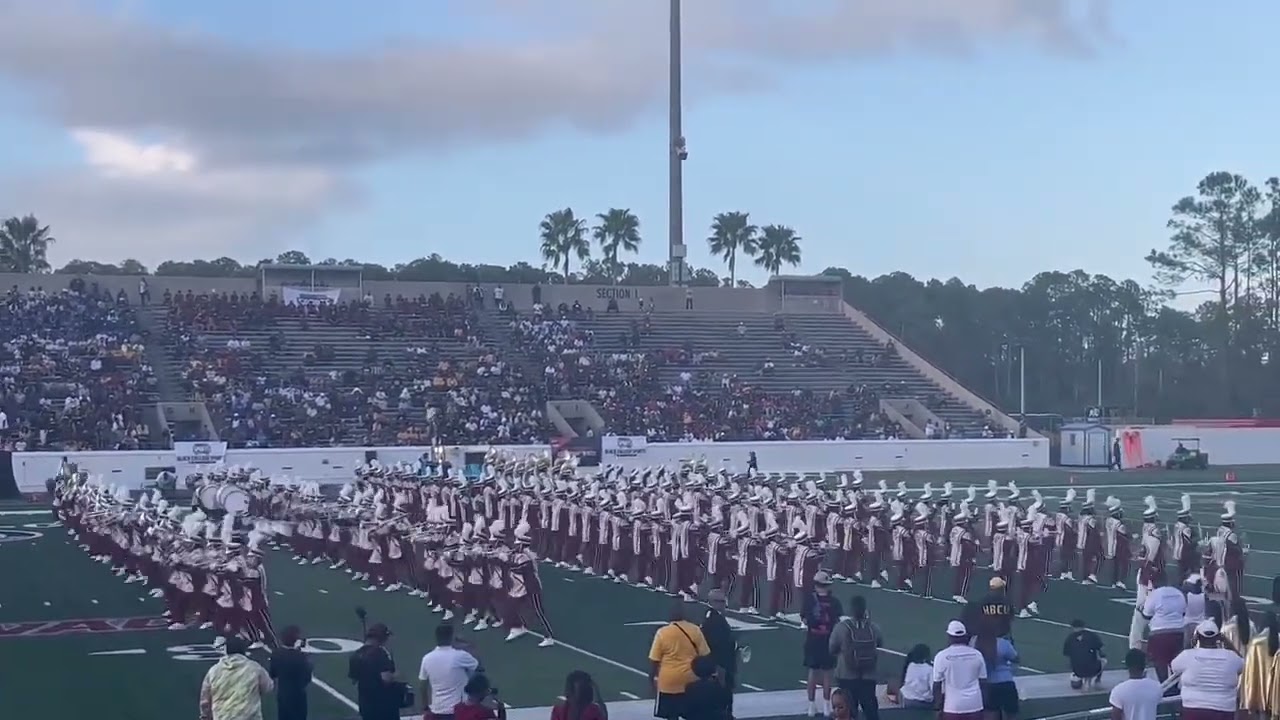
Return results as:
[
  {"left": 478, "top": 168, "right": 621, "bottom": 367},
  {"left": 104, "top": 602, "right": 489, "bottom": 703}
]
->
[{"left": 2, "top": 466, "right": 1275, "bottom": 720}]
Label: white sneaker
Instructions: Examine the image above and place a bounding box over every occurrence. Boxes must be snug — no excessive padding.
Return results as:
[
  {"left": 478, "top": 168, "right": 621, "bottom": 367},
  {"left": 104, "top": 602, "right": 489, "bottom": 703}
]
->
[
  {"left": 464, "top": 612, "right": 477, "bottom": 625},
  {"left": 1026, "top": 601, "right": 1040, "bottom": 615},
  {"left": 168, "top": 622, "right": 187, "bottom": 630},
  {"left": 538, "top": 637, "right": 554, "bottom": 648},
  {"left": 807, "top": 700, "right": 818, "bottom": 717},
  {"left": 1018, "top": 609, "right": 1032, "bottom": 618},
  {"left": 952, "top": 595, "right": 967, "bottom": 603},
  {"left": 870, "top": 580, "right": 882, "bottom": 589},
  {"left": 474, "top": 620, "right": 489, "bottom": 631},
  {"left": 213, "top": 636, "right": 227, "bottom": 649},
  {"left": 506, "top": 627, "right": 528, "bottom": 642},
  {"left": 442, "top": 610, "right": 454, "bottom": 620},
  {"left": 199, "top": 622, "right": 214, "bottom": 630}
]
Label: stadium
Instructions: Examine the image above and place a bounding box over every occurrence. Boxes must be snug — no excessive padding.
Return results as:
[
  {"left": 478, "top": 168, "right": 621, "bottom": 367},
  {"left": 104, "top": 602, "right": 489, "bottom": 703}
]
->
[{"left": 4, "top": 3, "right": 1280, "bottom": 720}]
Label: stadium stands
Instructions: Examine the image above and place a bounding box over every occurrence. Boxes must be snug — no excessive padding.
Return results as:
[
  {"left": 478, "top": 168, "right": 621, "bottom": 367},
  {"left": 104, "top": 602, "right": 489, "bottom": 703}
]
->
[
  {"left": 0, "top": 285, "right": 157, "bottom": 451},
  {"left": 0, "top": 272, "right": 1024, "bottom": 449}
]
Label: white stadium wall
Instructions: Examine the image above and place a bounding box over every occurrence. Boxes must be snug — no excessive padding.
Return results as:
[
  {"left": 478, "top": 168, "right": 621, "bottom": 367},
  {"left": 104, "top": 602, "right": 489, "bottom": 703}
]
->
[
  {"left": 11, "top": 439, "right": 1050, "bottom": 494},
  {"left": 1115, "top": 426, "right": 1280, "bottom": 468}
]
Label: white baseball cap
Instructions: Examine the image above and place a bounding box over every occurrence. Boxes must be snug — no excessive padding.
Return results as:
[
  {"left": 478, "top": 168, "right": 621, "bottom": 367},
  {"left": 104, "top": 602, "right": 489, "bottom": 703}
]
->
[
  {"left": 946, "top": 620, "right": 967, "bottom": 637},
  {"left": 1196, "top": 619, "right": 1219, "bottom": 637}
]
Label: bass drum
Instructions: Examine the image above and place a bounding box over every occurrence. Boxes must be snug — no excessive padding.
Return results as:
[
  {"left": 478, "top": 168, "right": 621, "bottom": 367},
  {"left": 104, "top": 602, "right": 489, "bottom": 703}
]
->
[
  {"left": 196, "top": 484, "right": 220, "bottom": 512},
  {"left": 216, "top": 486, "right": 250, "bottom": 516}
]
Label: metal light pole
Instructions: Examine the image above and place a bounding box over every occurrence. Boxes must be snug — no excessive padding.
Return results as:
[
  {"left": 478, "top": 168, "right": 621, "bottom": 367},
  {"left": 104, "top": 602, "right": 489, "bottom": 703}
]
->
[
  {"left": 1019, "top": 345, "right": 1026, "bottom": 418},
  {"left": 668, "top": 0, "right": 688, "bottom": 286}
]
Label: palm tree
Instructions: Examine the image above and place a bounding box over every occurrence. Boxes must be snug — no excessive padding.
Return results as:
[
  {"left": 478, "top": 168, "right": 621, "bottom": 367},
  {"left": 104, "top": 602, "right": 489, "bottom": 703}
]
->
[
  {"left": 707, "top": 211, "right": 758, "bottom": 286},
  {"left": 0, "top": 215, "right": 56, "bottom": 273},
  {"left": 754, "top": 224, "right": 803, "bottom": 275},
  {"left": 539, "top": 208, "right": 591, "bottom": 282},
  {"left": 592, "top": 208, "right": 642, "bottom": 283}
]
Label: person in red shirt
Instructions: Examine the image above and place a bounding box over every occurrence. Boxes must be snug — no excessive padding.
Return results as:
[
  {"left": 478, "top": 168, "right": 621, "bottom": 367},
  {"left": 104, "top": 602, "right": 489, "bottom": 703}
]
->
[
  {"left": 550, "top": 671, "right": 606, "bottom": 720},
  {"left": 452, "top": 674, "right": 506, "bottom": 720}
]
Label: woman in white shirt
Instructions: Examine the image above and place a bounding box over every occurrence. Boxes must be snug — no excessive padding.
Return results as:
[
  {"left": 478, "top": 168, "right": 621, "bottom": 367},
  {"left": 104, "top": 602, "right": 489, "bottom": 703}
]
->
[
  {"left": 1169, "top": 620, "right": 1245, "bottom": 720},
  {"left": 1140, "top": 575, "right": 1186, "bottom": 682},
  {"left": 1181, "top": 576, "right": 1206, "bottom": 649},
  {"left": 895, "top": 644, "right": 933, "bottom": 708},
  {"left": 932, "top": 621, "right": 987, "bottom": 720}
]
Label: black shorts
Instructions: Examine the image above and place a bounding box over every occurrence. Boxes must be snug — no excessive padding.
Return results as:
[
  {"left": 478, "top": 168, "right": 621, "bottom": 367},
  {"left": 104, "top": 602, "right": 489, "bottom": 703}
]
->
[
  {"left": 803, "top": 635, "right": 836, "bottom": 670},
  {"left": 654, "top": 692, "right": 686, "bottom": 719},
  {"left": 984, "top": 681, "right": 1020, "bottom": 715}
]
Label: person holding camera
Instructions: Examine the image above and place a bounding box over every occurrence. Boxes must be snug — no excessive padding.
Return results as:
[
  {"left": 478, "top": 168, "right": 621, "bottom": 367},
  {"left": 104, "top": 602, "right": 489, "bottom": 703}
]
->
[
  {"left": 454, "top": 673, "right": 507, "bottom": 720},
  {"left": 348, "top": 623, "right": 404, "bottom": 720}
]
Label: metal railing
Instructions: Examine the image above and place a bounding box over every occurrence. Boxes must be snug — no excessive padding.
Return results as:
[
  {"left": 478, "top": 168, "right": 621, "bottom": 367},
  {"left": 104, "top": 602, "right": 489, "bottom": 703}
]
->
[{"left": 1031, "top": 674, "right": 1182, "bottom": 720}]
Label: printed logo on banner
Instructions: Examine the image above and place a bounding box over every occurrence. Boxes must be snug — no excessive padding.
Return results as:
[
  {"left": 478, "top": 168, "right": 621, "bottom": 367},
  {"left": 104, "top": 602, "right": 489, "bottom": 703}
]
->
[
  {"left": 603, "top": 435, "right": 646, "bottom": 460},
  {"left": 174, "top": 442, "right": 227, "bottom": 465}
]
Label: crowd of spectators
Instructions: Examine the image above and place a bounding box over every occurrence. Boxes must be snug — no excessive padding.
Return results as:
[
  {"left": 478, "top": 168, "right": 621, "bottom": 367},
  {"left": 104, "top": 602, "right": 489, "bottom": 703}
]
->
[
  {"left": 0, "top": 285, "right": 156, "bottom": 451},
  {"left": 166, "top": 290, "right": 545, "bottom": 448}
]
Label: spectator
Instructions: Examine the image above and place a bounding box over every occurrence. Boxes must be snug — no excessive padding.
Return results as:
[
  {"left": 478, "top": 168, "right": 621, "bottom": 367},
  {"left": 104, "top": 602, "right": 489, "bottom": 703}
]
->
[
  {"left": 683, "top": 656, "right": 731, "bottom": 720},
  {"left": 199, "top": 636, "right": 273, "bottom": 720},
  {"left": 453, "top": 673, "right": 506, "bottom": 720},
  {"left": 965, "top": 578, "right": 1013, "bottom": 664},
  {"left": 700, "top": 589, "right": 738, "bottom": 706},
  {"left": 828, "top": 594, "right": 882, "bottom": 720},
  {"left": 828, "top": 688, "right": 853, "bottom": 720},
  {"left": 1063, "top": 619, "right": 1106, "bottom": 691},
  {"left": 648, "top": 601, "right": 711, "bottom": 720},
  {"left": 1140, "top": 574, "right": 1186, "bottom": 682},
  {"left": 801, "top": 572, "right": 842, "bottom": 717},
  {"left": 1221, "top": 596, "right": 1255, "bottom": 656},
  {"left": 1241, "top": 612, "right": 1280, "bottom": 714},
  {"left": 892, "top": 644, "right": 934, "bottom": 709},
  {"left": 420, "top": 623, "right": 480, "bottom": 720},
  {"left": 984, "top": 635, "right": 1020, "bottom": 720},
  {"left": 269, "top": 626, "right": 313, "bottom": 720},
  {"left": 1108, "top": 649, "right": 1163, "bottom": 720},
  {"left": 1182, "top": 576, "right": 1207, "bottom": 649},
  {"left": 932, "top": 621, "right": 987, "bottom": 720},
  {"left": 550, "top": 671, "right": 606, "bottom": 720},
  {"left": 348, "top": 623, "right": 401, "bottom": 720},
  {"left": 1169, "top": 620, "right": 1244, "bottom": 720}
]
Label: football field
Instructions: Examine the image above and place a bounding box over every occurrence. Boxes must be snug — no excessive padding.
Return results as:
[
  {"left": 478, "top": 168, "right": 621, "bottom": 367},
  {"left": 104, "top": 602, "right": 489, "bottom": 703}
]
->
[{"left": 2, "top": 466, "right": 1276, "bottom": 720}]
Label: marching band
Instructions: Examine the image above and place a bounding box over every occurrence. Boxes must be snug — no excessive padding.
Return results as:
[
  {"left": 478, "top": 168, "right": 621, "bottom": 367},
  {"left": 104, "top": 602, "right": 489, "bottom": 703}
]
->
[{"left": 48, "top": 451, "right": 1249, "bottom": 650}]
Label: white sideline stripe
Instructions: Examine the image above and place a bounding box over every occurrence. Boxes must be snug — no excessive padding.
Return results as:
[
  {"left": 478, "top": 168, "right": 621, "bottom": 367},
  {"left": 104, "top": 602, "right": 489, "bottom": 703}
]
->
[{"left": 0, "top": 509, "right": 51, "bottom": 516}]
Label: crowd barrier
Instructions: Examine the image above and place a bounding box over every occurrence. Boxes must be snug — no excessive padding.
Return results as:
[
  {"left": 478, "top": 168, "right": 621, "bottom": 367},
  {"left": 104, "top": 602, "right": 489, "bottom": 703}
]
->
[{"left": 9, "top": 438, "right": 1050, "bottom": 494}]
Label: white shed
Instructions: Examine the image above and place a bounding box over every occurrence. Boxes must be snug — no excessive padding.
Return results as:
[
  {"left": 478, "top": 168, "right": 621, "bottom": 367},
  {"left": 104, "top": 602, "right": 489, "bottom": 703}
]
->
[{"left": 1059, "top": 422, "right": 1112, "bottom": 467}]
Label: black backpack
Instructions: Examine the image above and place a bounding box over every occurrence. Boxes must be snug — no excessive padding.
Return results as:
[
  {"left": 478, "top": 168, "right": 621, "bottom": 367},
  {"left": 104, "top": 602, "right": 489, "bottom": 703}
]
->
[{"left": 842, "top": 619, "right": 879, "bottom": 675}]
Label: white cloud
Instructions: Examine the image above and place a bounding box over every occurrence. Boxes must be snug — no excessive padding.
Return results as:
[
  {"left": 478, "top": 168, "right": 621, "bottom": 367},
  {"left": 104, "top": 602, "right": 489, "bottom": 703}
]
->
[{"left": 0, "top": 0, "right": 1117, "bottom": 266}]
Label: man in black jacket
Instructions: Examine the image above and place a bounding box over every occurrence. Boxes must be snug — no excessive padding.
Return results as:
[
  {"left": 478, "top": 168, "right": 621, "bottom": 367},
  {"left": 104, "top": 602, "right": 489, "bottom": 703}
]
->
[{"left": 701, "top": 589, "right": 737, "bottom": 715}]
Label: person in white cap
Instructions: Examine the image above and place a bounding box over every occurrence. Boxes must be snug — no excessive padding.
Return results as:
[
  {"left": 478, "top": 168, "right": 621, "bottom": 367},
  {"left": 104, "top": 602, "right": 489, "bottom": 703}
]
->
[
  {"left": 931, "top": 620, "right": 987, "bottom": 720},
  {"left": 1169, "top": 620, "right": 1244, "bottom": 720}
]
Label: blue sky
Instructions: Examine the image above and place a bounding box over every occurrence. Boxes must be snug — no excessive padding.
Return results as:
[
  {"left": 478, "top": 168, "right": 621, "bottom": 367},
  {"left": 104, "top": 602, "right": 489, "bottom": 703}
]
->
[{"left": 0, "top": 0, "right": 1277, "bottom": 298}]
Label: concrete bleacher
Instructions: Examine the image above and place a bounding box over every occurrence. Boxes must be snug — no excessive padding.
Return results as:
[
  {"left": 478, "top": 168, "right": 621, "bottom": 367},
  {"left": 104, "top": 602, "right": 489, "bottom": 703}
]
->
[
  {"left": 570, "top": 309, "right": 990, "bottom": 435},
  {"left": 0, "top": 271, "right": 1025, "bottom": 447}
]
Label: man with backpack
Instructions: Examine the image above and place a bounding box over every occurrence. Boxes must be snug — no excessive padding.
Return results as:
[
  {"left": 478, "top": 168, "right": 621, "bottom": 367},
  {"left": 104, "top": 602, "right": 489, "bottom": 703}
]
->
[{"left": 829, "top": 595, "right": 883, "bottom": 720}]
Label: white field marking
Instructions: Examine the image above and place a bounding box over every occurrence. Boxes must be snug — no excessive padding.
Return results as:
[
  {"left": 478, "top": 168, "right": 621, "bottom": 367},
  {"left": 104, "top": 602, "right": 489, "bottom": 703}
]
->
[
  {"left": 43, "top": 601, "right": 51, "bottom": 606},
  {"left": 91, "top": 599, "right": 99, "bottom": 604},
  {"left": 273, "top": 591, "right": 284, "bottom": 596},
  {"left": 0, "top": 509, "right": 52, "bottom": 516},
  {"left": 797, "top": 680, "right": 807, "bottom": 686},
  {"left": 743, "top": 683, "right": 764, "bottom": 691},
  {"left": 312, "top": 675, "right": 360, "bottom": 711},
  {"left": 523, "top": 628, "right": 652, "bottom": 680},
  {"left": 620, "top": 691, "right": 640, "bottom": 699},
  {"left": 318, "top": 589, "right": 329, "bottom": 594},
  {"left": 1008, "top": 480, "right": 1280, "bottom": 492},
  {"left": 558, "top": 696, "right": 567, "bottom": 701},
  {"left": 1247, "top": 549, "right": 1280, "bottom": 556}
]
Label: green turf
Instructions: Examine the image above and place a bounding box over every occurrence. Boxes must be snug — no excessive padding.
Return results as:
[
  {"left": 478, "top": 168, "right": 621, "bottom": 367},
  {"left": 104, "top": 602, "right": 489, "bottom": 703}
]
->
[{"left": 3, "top": 468, "right": 1277, "bottom": 720}]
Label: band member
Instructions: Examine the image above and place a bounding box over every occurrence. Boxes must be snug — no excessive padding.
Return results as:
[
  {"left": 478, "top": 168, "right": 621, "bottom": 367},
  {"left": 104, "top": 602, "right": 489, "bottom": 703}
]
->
[
  {"left": 1172, "top": 494, "right": 1199, "bottom": 582},
  {"left": 1207, "top": 501, "right": 1244, "bottom": 605},
  {"left": 1137, "top": 496, "right": 1167, "bottom": 590},
  {"left": 911, "top": 503, "right": 936, "bottom": 598},
  {"left": 503, "top": 522, "right": 556, "bottom": 647},
  {"left": 1016, "top": 513, "right": 1045, "bottom": 618},
  {"left": 890, "top": 503, "right": 915, "bottom": 592},
  {"left": 1055, "top": 489, "right": 1077, "bottom": 580},
  {"left": 1103, "top": 496, "right": 1131, "bottom": 590},
  {"left": 1078, "top": 490, "right": 1102, "bottom": 585},
  {"left": 949, "top": 502, "right": 978, "bottom": 602}
]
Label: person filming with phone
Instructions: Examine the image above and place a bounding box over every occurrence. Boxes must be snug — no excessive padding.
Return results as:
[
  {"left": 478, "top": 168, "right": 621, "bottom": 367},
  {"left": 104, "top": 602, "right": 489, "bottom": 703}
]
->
[
  {"left": 420, "top": 623, "right": 481, "bottom": 720},
  {"left": 349, "top": 623, "right": 403, "bottom": 720}
]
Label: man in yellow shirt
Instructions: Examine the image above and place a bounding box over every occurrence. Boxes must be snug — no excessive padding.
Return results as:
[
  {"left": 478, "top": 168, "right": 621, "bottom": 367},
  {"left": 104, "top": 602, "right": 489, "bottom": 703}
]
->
[{"left": 649, "top": 602, "right": 712, "bottom": 719}]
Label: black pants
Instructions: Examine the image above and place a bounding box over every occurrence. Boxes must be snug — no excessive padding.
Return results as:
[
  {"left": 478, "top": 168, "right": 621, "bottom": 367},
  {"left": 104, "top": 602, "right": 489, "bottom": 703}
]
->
[{"left": 838, "top": 678, "right": 879, "bottom": 720}]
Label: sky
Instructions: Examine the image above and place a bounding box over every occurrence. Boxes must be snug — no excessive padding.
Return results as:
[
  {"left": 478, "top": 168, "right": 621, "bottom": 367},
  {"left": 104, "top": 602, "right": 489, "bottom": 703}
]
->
[{"left": 0, "top": 0, "right": 1277, "bottom": 297}]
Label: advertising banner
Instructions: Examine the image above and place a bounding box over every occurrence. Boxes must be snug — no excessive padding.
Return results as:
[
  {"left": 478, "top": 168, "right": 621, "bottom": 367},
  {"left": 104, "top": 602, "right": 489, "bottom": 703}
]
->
[
  {"left": 281, "top": 287, "right": 342, "bottom": 306},
  {"left": 602, "top": 435, "right": 647, "bottom": 461},
  {"left": 174, "top": 441, "right": 229, "bottom": 476}
]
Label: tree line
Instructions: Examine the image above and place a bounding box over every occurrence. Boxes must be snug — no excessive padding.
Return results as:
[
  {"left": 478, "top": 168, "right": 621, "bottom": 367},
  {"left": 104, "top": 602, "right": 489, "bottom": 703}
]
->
[{"left": 3, "top": 171, "right": 1279, "bottom": 419}]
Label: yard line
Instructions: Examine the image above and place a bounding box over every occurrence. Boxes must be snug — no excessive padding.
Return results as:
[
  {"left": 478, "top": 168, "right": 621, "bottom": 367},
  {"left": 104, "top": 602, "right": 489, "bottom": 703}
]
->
[
  {"left": 524, "top": 629, "right": 651, "bottom": 680},
  {"left": 743, "top": 683, "right": 764, "bottom": 691},
  {"left": 311, "top": 675, "right": 361, "bottom": 712},
  {"left": 1002, "top": 480, "right": 1280, "bottom": 492},
  {"left": 620, "top": 691, "right": 640, "bottom": 699}
]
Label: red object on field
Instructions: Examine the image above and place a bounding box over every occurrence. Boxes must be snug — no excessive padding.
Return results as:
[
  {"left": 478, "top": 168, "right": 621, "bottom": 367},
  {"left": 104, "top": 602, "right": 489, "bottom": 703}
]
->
[{"left": 1225, "top": 471, "right": 1237, "bottom": 483}]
